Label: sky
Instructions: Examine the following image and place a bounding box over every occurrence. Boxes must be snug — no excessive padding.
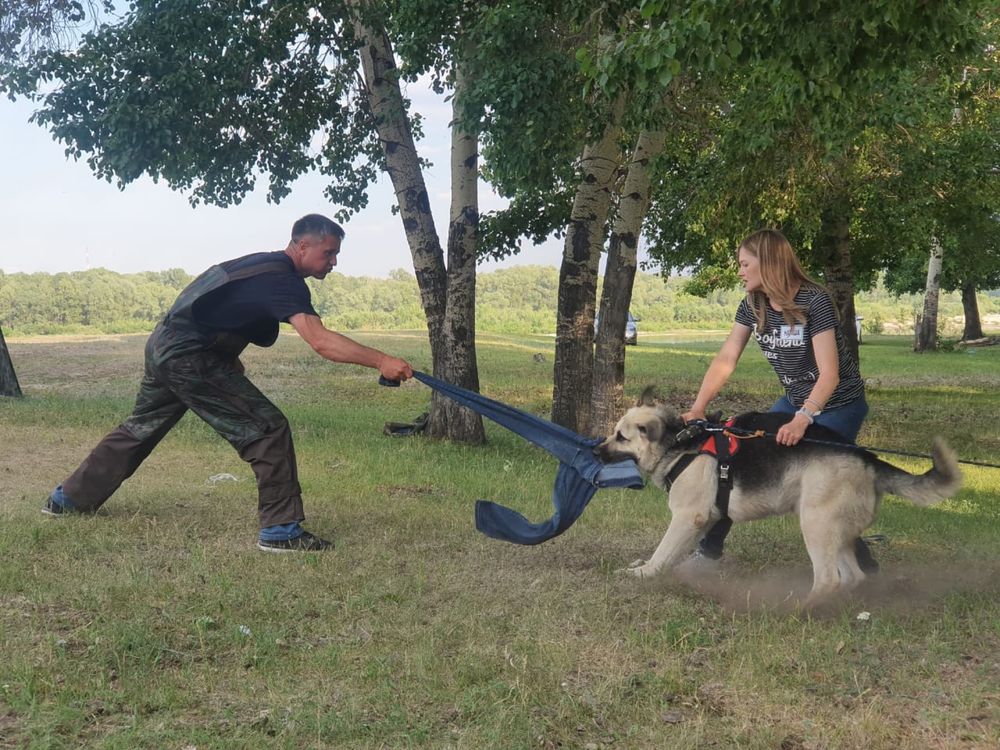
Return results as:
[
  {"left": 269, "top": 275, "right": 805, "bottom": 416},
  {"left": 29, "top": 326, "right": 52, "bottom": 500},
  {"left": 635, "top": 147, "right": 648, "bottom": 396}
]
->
[{"left": 0, "top": 78, "right": 582, "bottom": 279}]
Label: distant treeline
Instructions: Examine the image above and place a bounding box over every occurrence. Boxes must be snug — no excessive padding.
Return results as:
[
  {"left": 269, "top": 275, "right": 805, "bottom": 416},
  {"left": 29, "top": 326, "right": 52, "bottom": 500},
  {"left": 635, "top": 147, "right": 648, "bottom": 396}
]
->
[{"left": 1, "top": 265, "right": 996, "bottom": 337}]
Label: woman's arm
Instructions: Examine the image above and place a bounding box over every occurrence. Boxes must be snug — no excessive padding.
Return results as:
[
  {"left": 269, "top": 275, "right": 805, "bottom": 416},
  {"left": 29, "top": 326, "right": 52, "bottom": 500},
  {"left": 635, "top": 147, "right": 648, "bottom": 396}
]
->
[
  {"left": 774, "top": 327, "right": 840, "bottom": 446},
  {"left": 682, "top": 323, "right": 752, "bottom": 422}
]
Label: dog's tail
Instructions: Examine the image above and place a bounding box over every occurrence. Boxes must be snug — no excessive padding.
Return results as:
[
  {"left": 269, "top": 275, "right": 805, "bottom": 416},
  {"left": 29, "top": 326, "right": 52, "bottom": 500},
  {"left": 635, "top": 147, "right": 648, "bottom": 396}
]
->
[{"left": 873, "top": 438, "right": 962, "bottom": 506}]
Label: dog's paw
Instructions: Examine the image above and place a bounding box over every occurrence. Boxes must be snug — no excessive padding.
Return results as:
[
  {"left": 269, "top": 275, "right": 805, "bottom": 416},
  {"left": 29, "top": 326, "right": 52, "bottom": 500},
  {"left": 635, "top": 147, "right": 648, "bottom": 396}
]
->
[
  {"left": 621, "top": 563, "right": 657, "bottom": 579},
  {"left": 615, "top": 559, "right": 646, "bottom": 576}
]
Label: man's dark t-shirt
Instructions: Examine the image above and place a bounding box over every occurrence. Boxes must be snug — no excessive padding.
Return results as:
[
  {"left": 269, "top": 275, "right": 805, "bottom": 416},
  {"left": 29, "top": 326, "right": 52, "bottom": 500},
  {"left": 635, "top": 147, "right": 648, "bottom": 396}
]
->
[{"left": 193, "top": 252, "right": 318, "bottom": 341}]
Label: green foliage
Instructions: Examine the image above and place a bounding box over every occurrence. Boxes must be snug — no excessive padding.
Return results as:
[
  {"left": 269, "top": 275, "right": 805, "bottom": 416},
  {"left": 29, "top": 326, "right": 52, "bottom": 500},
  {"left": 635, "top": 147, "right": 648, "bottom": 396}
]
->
[
  {"left": 0, "top": 267, "right": 191, "bottom": 333},
  {"left": 2, "top": 265, "right": 997, "bottom": 337},
  {"left": 642, "top": 11, "right": 999, "bottom": 302},
  {"left": 857, "top": 43, "right": 1000, "bottom": 296},
  {"left": 0, "top": 0, "right": 113, "bottom": 65},
  {"left": 9, "top": 1, "right": 384, "bottom": 216},
  {"left": 466, "top": 1, "right": 599, "bottom": 258},
  {"left": 588, "top": 1, "right": 991, "bottom": 152}
]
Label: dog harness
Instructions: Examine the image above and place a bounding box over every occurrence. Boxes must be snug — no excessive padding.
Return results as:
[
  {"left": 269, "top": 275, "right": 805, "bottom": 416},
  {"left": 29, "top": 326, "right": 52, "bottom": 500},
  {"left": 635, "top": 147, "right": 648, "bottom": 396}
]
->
[{"left": 662, "top": 420, "right": 741, "bottom": 518}]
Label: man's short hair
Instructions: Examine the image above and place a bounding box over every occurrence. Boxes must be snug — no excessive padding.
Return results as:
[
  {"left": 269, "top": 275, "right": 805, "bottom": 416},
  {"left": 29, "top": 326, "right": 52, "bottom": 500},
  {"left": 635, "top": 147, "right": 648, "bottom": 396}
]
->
[{"left": 291, "top": 214, "right": 345, "bottom": 242}]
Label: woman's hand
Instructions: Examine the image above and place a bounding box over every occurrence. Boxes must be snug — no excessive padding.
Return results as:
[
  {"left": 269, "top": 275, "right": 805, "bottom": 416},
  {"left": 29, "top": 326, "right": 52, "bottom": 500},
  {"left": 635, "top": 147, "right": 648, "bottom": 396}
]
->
[
  {"left": 682, "top": 408, "right": 706, "bottom": 424},
  {"left": 775, "top": 412, "right": 811, "bottom": 446}
]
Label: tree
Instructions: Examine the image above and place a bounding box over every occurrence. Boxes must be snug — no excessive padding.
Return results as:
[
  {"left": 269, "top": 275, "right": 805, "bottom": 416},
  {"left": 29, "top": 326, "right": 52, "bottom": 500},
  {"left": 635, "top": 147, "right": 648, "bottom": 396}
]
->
[
  {"left": 635, "top": 3, "right": 994, "bottom": 362},
  {"left": 470, "top": 0, "right": 992, "bottom": 433},
  {"left": 0, "top": 1, "right": 110, "bottom": 64},
  {"left": 863, "top": 40, "right": 1000, "bottom": 346},
  {"left": 6, "top": 0, "right": 490, "bottom": 441},
  {"left": 349, "top": 2, "right": 484, "bottom": 441},
  {"left": 591, "top": 128, "right": 665, "bottom": 434},
  {"left": 0, "top": 316, "right": 21, "bottom": 397},
  {"left": 914, "top": 239, "right": 945, "bottom": 351},
  {"left": 1, "top": 0, "right": 112, "bottom": 396}
]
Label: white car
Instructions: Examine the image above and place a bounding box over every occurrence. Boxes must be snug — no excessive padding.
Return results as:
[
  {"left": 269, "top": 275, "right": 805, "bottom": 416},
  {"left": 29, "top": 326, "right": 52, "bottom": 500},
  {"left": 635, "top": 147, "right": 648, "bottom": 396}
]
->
[{"left": 594, "top": 311, "right": 639, "bottom": 345}]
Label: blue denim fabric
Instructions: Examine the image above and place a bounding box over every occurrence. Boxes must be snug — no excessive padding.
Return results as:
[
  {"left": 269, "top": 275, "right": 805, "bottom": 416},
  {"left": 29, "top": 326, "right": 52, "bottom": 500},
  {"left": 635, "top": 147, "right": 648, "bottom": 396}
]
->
[
  {"left": 769, "top": 395, "right": 869, "bottom": 443},
  {"left": 49, "top": 485, "right": 77, "bottom": 510},
  {"left": 413, "top": 371, "right": 644, "bottom": 545},
  {"left": 259, "top": 522, "right": 304, "bottom": 542}
]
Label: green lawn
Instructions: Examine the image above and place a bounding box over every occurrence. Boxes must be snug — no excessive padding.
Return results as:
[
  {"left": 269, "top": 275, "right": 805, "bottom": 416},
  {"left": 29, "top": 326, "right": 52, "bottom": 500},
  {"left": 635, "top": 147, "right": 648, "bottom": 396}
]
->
[{"left": 1, "top": 331, "right": 998, "bottom": 749}]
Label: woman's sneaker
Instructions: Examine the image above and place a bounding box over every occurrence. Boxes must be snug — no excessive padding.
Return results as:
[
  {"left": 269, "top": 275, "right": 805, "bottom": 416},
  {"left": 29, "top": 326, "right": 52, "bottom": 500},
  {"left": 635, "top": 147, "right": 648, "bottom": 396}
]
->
[
  {"left": 257, "top": 530, "right": 332, "bottom": 553},
  {"left": 855, "top": 536, "right": 882, "bottom": 575}
]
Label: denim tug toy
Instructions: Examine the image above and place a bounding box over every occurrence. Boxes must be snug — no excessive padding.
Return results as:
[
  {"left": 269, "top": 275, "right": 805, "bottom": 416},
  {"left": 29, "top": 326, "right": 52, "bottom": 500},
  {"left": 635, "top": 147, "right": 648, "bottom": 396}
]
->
[{"left": 380, "top": 371, "right": 644, "bottom": 544}]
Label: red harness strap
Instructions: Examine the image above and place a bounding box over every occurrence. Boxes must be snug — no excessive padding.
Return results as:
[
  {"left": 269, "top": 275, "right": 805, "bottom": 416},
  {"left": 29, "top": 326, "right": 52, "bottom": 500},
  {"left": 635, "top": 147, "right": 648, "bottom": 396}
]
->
[
  {"left": 697, "top": 419, "right": 740, "bottom": 458},
  {"left": 662, "top": 421, "right": 746, "bottom": 520}
]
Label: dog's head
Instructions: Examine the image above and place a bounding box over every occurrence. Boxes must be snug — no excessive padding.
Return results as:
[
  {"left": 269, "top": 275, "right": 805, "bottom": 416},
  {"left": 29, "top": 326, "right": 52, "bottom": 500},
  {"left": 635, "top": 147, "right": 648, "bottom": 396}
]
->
[{"left": 594, "top": 387, "right": 692, "bottom": 473}]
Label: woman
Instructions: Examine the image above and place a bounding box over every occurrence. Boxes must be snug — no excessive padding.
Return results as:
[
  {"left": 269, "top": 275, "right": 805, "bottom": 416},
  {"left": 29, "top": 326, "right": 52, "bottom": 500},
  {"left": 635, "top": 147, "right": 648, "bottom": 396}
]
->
[{"left": 682, "top": 228, "right": 876, "bottom": 569}]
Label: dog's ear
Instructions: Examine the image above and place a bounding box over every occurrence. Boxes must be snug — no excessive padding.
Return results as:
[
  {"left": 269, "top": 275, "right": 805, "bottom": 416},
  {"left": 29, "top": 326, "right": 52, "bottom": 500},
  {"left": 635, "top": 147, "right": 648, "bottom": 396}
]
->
[
  {"left": 637, "top": 415, "right": 664, "bottom": 444},
  {"left": 707, "top": 410, "right": 723, "bottom": 423},
  {"left": 657, "top": 409, "right": 686, "bottom": 447},
  {"left": 637, "top": 386, "right": 659, "bottom": 407}
]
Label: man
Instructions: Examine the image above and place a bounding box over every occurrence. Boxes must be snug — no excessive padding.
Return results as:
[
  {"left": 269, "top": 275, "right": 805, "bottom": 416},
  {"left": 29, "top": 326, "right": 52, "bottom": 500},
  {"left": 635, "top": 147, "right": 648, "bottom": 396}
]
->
[{"left": 44, "top": 214, "right": 413, "bottom": 552}]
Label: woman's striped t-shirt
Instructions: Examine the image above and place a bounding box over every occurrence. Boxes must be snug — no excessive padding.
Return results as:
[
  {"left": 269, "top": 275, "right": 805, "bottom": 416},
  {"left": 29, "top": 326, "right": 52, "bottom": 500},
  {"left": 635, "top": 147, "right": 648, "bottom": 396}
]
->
[{"left": 734, "top": 286, "right": 865, "bottom": 410}]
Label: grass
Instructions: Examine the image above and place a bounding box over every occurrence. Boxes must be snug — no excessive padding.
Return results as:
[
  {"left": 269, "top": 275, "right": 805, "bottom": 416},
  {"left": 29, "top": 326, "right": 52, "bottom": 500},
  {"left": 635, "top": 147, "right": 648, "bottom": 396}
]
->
[{"left": 1, "top": 330, "right": 999, "bottom": 749}]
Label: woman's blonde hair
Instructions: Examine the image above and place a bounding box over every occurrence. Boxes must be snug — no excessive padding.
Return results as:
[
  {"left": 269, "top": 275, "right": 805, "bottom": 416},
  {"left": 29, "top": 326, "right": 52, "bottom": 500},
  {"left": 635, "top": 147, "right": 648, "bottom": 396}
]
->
[{"left": 739, "top": 229, "right": 826, "bottom": 329}]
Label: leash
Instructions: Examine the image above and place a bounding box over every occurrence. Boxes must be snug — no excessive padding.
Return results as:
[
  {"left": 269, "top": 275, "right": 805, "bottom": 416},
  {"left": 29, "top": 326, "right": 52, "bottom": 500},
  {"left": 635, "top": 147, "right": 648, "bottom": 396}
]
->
[
  {"left": 690, "top": 420, "right": 1000, "bottom": 470},
  {"left": 383, "top": 379, "right": 1000, "bottom": 471}
]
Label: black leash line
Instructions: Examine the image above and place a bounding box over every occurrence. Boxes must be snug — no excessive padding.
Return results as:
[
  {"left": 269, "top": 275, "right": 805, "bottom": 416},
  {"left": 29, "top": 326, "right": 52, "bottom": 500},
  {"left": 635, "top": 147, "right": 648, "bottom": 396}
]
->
[
  {"left": 700, "top": 423, "right": 1000, "bottom": 470},
  {"left": 794, "top": 437, "right": 1000, "bottom": 469}
]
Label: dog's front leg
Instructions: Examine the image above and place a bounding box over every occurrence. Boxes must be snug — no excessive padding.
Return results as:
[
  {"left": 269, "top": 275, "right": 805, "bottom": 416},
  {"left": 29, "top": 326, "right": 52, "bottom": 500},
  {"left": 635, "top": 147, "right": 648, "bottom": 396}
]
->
[{"left": 625, "top": 510, "right": 714, "bottom": 579}]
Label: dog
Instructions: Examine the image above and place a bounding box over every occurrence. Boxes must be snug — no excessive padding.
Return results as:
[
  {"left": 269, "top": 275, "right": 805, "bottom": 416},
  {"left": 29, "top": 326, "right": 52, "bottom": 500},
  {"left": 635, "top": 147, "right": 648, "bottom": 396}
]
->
[{"left": 595, "top": 389, "right": 962, "bottom": 605}]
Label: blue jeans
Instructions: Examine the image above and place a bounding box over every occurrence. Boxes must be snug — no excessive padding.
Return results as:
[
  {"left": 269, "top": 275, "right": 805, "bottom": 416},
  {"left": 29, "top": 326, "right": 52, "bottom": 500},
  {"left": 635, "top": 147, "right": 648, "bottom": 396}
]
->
[{"left": 769, "top": 395, "right": 869, "bottom": 443}]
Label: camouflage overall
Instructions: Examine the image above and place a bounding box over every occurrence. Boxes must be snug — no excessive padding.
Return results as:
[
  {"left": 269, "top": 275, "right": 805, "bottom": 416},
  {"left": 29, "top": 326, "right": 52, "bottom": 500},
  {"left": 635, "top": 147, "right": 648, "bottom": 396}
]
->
[{"left": 61, "top": 257, "right": 306, "bottom": 528}]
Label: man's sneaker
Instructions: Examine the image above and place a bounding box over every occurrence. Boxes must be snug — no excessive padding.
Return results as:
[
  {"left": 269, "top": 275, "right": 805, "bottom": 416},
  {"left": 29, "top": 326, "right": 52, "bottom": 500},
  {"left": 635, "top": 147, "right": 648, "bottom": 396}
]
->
[
  {"left": 42, "top": 496, "right": 70, "bottom": 516},
  {"left": 257, "top": 530, "right": 332, "bottom": 553},
  {"left": 41, "top": 494, "right": 93, "bottom": 517}
]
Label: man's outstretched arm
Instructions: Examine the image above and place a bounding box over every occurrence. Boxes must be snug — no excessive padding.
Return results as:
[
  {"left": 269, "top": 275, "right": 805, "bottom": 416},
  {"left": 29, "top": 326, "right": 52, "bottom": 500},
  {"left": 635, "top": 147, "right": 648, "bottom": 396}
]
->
[{"left": 288, "top": 313, "right": 413, "bottom": 381}]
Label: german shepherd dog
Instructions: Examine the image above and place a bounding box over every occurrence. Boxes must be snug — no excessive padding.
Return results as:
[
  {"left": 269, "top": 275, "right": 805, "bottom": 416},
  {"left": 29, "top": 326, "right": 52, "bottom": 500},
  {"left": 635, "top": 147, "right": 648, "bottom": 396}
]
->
[{"left": 595, "top": 390, "right": 962, "bottom": 605}]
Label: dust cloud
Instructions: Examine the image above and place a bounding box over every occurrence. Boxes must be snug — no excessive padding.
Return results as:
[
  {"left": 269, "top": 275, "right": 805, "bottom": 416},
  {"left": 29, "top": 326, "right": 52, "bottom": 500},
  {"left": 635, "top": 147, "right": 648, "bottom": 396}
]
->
[{"left": 668, "top": 558, "right": 1000, "bottom": 616}]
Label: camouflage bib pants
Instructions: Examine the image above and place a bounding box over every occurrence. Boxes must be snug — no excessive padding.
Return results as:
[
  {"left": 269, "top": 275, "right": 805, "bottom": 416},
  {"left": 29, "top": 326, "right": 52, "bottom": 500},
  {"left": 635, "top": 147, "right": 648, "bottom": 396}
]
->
[{"left": 61, "top": 260, "right": 305, "bottom": 528}]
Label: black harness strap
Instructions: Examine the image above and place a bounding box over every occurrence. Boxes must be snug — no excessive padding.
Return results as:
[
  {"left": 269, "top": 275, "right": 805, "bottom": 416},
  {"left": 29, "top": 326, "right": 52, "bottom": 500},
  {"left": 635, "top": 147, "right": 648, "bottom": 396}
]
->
[
  {"left": 661, "top": 431, "right": 735, "bottom": 519},
  {"left": 712, "top": 432, "right": 734, "bottom": 518},
  {"left": 662, "top": 454, "right": 697, "bottom": 490}
]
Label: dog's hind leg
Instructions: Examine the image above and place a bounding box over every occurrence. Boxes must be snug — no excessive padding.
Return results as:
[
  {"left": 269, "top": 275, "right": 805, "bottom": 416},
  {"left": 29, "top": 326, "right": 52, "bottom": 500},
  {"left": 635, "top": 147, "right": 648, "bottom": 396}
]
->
[
  {"left": 836, "top": 547, "right": 865, "bottom": 592},
  {"left": 800, "top": 506, "right": 851, "bottom": 606}
]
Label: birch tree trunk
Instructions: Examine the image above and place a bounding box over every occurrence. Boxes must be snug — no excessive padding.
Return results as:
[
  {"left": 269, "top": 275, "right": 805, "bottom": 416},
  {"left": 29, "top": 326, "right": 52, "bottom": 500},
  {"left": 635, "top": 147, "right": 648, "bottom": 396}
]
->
[
  {"left": 551, "top": 107, "right": 624, "bottom": 433},
  {"left": 591, "top": 129, "right": 665, "bottom": 437},
  {"left": 0, "top": 326, "right": 22, "bottom": 398},
  {"left": 817, "top": 209, "right": 860, "bottom": 362},
  {"left": 351, "top": 4, "right": 483, "bottom": 441},
  {"left": 915, "top": 237, "right": 944, "bottom": 352},
  {"left": 430, "top": 52, "right": 485, "bottom": 442},
  {"left": 960, "top": 282, "right": 984, "bottom": 341}
]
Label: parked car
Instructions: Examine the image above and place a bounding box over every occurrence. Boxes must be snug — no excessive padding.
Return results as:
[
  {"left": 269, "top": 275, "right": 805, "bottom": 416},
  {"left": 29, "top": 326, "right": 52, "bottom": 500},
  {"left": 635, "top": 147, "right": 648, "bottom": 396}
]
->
[{"left": 594, "top": 311, "right": 639, "bottom": 345}]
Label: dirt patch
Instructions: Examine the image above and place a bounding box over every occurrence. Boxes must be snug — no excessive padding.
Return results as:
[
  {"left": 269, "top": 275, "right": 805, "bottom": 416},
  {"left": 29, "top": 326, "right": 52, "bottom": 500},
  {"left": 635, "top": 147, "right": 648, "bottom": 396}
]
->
[
  {"left": 7, "top": 335, "right": 147, "bottom": 393},
  {"left": 0, "top": 709, "right": 26, "bottom": 750},
  {"left": 379, "top": 484, "right": 438, "bottom": 501},
  {"left": 668, "top": 559, "right": 1000, "bottom": 616}
]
